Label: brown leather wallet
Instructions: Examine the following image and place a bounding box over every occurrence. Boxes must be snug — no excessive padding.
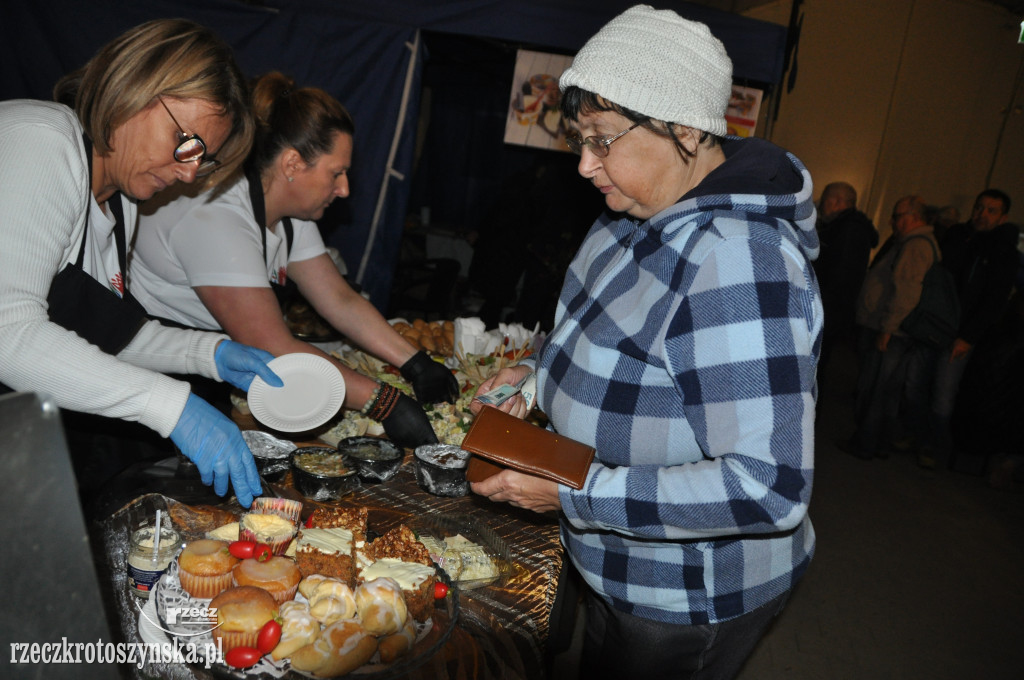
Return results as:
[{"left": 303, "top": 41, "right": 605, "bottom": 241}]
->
[{"left": 462, "top": 407, "right": 595, "bottom": 490}]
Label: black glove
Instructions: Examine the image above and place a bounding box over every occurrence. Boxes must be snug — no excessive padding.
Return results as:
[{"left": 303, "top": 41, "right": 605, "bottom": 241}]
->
[
  {"left": 381, "top": 392, "right": 439, "bottom": 449},
  {"left": 400, "top": 350, "right": 459, "bottom": 404}
]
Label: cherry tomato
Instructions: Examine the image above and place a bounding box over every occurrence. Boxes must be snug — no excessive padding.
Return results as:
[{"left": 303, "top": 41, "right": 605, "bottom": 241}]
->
[
  {"left": 225, "top": 646, "right": 262, "bottom": 669},
  {"left": 253, "top": 543, "right": 272, "bottom": 562},
  {"left": 304, "top": 514, "right": 314, "bottom": 528},
  {"left": 256, "top": 619, "right": 283, "bottom": 655},
  {"left": 433, "top": 582, "right": 449, "bottom": 599},
  {"left": 228, "top": 540, "right": 256, "bottom": 560}
]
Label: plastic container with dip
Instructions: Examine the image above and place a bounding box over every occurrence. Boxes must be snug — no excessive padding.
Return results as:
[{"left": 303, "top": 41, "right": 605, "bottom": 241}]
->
[
  {"left": 127, "top": 525, "right": 181, "bottom": 598},
  {"left": 414, "top": 444, "right": 470, "bottom": 497}
]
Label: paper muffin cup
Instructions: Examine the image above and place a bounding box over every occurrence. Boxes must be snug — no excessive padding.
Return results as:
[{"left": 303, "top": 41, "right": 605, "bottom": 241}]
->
[
  {"left": 238, "top": 521, "right": 296, "bottom": 556},
  {"left": 265, "top": 582, "right": 299, "bottom": 604},
  {"left": 178, "top": 569, "right": 234, "bottom": 600},
  {"left": 213, "top": 628, "right": 260, "bottom": 653},
  {"left": 250, "top": 497, "right": 302, "bottom": 525}
]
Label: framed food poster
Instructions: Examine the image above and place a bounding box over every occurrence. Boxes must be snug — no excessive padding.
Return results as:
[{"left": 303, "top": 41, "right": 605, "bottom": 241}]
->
[
  {"left": 725, "top": 85, "right": 763, "bottom": 137},
  {"left": 504, "top": 49, "right": 574, "bottom": 152}
]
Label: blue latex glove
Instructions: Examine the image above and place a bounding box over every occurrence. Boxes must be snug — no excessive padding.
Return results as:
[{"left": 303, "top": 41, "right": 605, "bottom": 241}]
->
[
  {"left": 214, "top": 340, "right": 283, "bottom": 391},
  {"left": 170, "top": 393, "right": 262, "bottom": 508}
]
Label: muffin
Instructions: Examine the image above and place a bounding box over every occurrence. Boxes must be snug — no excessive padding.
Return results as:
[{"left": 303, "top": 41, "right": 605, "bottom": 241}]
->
[
  {"left": 239, "top": 512, "right": 297, "bottom": 556},
  {"left": 233, "top": 555, "right": 302, "bottom": 603},
  {"left": 249, "top": 496, "right": 303, "bottom": 525},
  {"left": 209, "top": 586, "right": 278, "bottom": 652},
  {"left": 177, "top": 539, "right": 238, "bottom": 599}
]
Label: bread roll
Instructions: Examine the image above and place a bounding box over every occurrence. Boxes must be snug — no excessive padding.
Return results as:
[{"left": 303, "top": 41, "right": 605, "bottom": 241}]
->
[
  {"left": 308, "top": 578, "right": 357, "bottom": 626},
  {"left": 271, "top": 600, "right": 320, "bottom": 661},
  {"left": 298, "top": 574, "right": 327, "bottom": 600},
  {"left": 378, "top": 615, "right": 417, "bottom": 664},
  {"left": 355, "top": 577, "right": 408, "bottom": 636},
  {"left": 289, "top": 619, "right": 377, "bottom": 676}
]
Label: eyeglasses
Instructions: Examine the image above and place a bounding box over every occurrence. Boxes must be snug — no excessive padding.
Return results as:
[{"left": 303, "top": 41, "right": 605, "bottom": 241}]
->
[
  {"left": 158, "top": 97, "right": 220, "bottom": 177},
  {"left": 566, "top": 121, "right": 643, "bottom": 158}
]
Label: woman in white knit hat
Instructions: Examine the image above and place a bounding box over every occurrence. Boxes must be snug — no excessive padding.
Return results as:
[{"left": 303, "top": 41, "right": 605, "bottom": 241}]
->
[{"left": 469, "top": 5, "right": 822, "bottom": 678}]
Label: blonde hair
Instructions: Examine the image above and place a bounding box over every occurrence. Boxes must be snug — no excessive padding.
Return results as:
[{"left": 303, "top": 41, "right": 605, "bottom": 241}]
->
[
  {"left": 249, "top": 71, "right": 354, "bottom": 177},
  {"left": 53, "top": 18, "right": 253, "bottom": 186}
]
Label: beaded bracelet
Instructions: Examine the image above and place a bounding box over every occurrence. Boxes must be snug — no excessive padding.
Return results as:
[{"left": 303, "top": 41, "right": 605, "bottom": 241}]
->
[
  {"left": 363, "top": 383, "right": 401, "bottom": 422},
  {"left": 360, "top": 384, "right": 381, "bottom": 415}
]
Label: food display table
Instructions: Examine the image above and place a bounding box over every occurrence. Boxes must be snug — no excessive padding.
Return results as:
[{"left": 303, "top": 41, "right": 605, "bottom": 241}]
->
[{"left": 96, "top": 452, "right": 567, "bottom": 680}]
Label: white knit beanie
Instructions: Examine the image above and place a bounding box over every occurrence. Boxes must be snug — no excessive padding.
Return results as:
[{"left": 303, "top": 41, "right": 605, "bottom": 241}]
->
[{"left": 559, "top": 4, "right": 733, "bottom": 136}]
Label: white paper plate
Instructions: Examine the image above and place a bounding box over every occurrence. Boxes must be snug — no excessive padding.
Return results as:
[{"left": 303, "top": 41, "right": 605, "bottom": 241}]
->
[
  {"left": 138, "top": 596, "right": 171, "bottom": 646},
  {"left": 248, "top": 353, "right": 346, "bottom": 432}
]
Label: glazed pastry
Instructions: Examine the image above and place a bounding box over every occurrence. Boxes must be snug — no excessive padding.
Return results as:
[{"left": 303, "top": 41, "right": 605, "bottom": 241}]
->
[
  {"left": 354, "top": 577, "right": 408, "bottom": 636},
  {"left": 297, "top": 574, "right": 328, "bottom": 600},
  {"left": 271, "top": 600, "right": 320, "bottom": 661},
  {"left": 306, "top": 577, "right": 357, "bottom": 626},
  {"left": 289, "top": 619, "right": 378, "bottom": 677},
  {"left": 378, "top": 615, "right": 417, "bottom": 664}
]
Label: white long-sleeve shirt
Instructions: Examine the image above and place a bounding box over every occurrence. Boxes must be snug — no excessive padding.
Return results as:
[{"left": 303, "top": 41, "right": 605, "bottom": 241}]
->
[{"left": 0, "top": 100, "right": 227, "bottom": 436}]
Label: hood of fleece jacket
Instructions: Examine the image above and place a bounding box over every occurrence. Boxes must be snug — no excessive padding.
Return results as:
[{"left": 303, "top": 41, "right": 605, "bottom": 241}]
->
[{"left": 669, "top": 136, "right": 819, "bottom": 261}]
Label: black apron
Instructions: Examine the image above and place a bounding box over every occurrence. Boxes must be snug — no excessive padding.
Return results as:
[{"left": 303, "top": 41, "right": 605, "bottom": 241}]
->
[
  {"left": 49, "top": 135, "right": 149, "bottom": 353},
  {"left": 0, "top": 135, "right": 149, "bottom": 395},
  {"left": 246, "top": 163, "right": 297, "bottom": 311}
]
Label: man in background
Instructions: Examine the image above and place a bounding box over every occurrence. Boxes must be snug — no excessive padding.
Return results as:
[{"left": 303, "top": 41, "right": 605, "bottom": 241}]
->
[
  {"left": 925, "top": 189, "right": 1018, "bottom": 468},
  {"left": 814, "top": 181, "right": 878, "bottom": 386},
  {"left": 844, "top": 196, "right": 935, "bottom": 460}
]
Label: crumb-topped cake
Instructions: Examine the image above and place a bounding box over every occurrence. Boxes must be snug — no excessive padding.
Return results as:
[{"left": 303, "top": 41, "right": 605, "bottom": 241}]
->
[
  {"left": 361, "top": 525, "right": 437, "bottom": 621},
  {"left": 306, "top": 506, "right": 368, "bottom": 540}
]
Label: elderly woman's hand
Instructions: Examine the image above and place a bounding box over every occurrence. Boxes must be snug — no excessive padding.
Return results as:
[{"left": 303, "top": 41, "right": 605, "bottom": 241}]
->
[
  {"left": 469, "top": 364, "right": 533, "bottom": 418},
  {"left": 470, "top": 468, "right": 561, "bottom": 513}
]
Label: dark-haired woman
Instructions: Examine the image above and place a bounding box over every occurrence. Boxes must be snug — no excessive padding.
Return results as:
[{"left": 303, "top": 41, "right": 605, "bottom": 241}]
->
[{"left": 132, "top": 72, "right": 452, "bottom": 449}]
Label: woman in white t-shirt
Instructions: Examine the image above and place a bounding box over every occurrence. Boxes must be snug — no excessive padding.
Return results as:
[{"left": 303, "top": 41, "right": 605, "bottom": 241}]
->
[{"left": 132, "top": 72, "right": 456, "bottom": 449}]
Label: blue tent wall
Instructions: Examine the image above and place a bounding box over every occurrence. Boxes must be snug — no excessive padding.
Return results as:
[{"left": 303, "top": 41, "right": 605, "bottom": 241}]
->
[{"left": 1, "top": 0, "right": 786, "bottom": 311}]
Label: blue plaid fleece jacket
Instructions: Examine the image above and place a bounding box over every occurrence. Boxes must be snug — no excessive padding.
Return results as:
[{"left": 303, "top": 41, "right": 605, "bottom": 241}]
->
[{"left": 537, "top": 136, "right": 821, "bottom": 625}]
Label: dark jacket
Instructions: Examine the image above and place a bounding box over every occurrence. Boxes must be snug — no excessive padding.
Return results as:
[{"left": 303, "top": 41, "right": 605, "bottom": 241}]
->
[
  {"left": 940, "top": 221, "right": 1020, "bottom": 345},
  {"left": 814, "top": 207, "right": 878, "bottom": 338}
]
